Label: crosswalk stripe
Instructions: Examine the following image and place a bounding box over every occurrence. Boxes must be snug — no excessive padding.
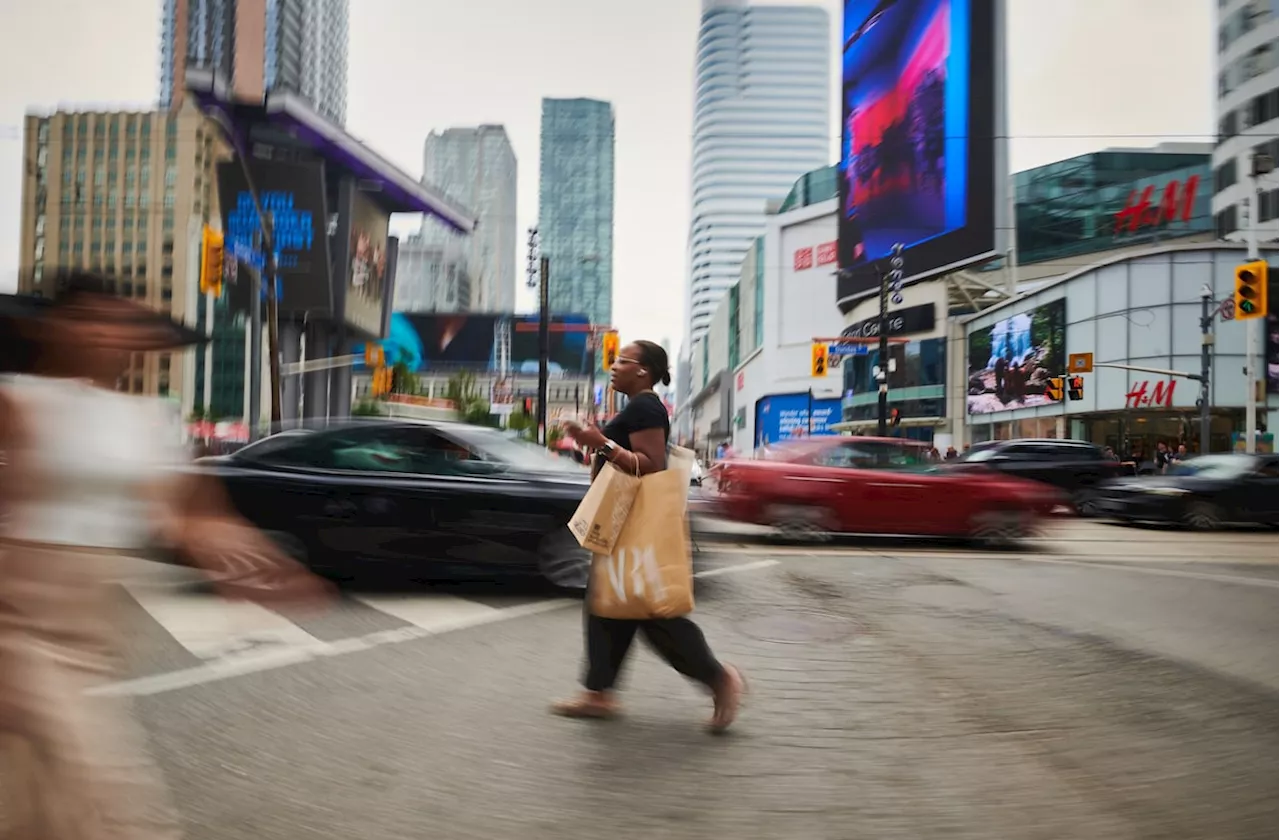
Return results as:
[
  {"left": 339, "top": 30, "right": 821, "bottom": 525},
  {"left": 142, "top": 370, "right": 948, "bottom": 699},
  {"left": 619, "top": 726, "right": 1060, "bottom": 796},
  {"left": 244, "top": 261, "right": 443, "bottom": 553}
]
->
[
  {"left": 123, "top": 584, "right": 325, "bottom": 661},
  {"left": 345, "top": 593, "right": 502, "bottom": 632}
]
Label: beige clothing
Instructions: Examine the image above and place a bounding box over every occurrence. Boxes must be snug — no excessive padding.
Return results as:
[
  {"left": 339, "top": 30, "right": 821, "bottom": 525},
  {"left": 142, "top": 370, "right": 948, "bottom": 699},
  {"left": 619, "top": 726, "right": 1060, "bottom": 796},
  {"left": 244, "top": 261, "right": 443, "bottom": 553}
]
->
[{"left": 0, "top": 543, "right": 183, "bottom": 840}]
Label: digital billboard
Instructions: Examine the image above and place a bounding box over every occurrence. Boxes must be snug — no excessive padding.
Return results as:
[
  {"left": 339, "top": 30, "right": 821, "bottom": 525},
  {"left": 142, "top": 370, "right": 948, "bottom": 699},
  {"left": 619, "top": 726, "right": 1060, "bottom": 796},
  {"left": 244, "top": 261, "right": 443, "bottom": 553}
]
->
[
  {"left": 347, "top": 190, "right": 391, "bottom": 338},
  {"left": 755, "top": 393, "right": 842, "bottom": 448},
  {"left": 966, "top": 298, "right": 1065, "bottom": 415},
  {"left": 836, "top": 0, "right": 1003, "bottom": 310},
  {"left": 217, "top": 159, "right": 332, "bottom": 316},
  {"left": 510, "top": 314, "right": 593, "bottom": 376},
  {"left": 355, "top": 313, "right": 497, "bottom": 371}
]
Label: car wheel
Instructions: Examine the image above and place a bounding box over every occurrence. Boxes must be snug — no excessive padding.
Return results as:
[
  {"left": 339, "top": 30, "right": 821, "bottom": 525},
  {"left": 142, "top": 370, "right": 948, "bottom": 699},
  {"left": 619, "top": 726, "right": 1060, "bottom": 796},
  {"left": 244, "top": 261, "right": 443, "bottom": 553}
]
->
[
  {"left": 767, "top": 505, "right": 832, "bottom": 543},
  {"left": 970, "top": 509, "right": 1029, "bottom": 549},
  {"left": 1072, "top": 488, "right": 1099, "bottom": 518},
  {"left": 1182, "top": 501, "right": 1223, "bottom": 531},
  {"left": 537, "top": 529, "right": 591, "bottom": 591}
]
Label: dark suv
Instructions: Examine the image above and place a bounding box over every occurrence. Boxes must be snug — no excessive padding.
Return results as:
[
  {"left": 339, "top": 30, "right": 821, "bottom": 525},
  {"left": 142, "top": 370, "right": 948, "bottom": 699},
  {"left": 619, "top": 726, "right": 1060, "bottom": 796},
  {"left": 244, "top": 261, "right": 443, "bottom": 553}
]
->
[{"left": 958, "top": 439, "right": 1126, "bottom": 516}]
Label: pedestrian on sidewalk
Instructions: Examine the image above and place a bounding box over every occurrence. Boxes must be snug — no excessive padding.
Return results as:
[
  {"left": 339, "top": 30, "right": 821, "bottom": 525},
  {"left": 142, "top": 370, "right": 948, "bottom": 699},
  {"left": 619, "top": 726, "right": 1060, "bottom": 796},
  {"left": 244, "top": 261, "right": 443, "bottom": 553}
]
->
[
  {"left": 552, "top": 339, "right": 746, "bottom": 731},
  {"left": 0, "top": 272, "right": 330, "bottom": 839}
]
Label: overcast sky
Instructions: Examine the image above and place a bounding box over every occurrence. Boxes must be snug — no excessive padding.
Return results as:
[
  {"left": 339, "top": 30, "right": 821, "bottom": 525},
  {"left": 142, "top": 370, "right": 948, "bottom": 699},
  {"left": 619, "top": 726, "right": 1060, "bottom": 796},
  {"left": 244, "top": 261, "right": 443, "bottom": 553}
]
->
[{"left": 0, "top": 0, "right": 1214, "bottom": 356}]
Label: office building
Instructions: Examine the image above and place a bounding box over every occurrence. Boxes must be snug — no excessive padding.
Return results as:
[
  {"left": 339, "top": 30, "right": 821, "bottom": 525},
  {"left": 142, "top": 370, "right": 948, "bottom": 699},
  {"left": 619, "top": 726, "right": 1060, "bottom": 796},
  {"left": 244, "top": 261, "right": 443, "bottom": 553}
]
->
[
  {"left": 393, "top": 232, "right": 472, "bottom": 313},
  {"left": 419, "top": 125, "right": 517, "bottom": 312},
  {"left": 538, "top": 98, "right": 615, "bottom": 328},
  {"left": 1213, "top": 0, "right": 1278, "bottom": 242},
  {"left": 160, "top": 0, "right": 349, "bottom": 125},
  {"left": 17, "top": 106, "right": 224, "bottom": 402},
  {"left": 686, "top": 0, "right": 830, "bottom": 345}
]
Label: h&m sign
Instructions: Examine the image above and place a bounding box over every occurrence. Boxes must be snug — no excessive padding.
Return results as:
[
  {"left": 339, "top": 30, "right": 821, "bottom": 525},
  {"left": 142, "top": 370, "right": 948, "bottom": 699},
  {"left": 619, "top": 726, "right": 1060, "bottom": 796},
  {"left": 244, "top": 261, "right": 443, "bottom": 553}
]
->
[
  {"left": 842, "top": 303, "right": 937, "bottom": 340},
  {"left": 1124, "top": 379, "right": 1177, "bottom": 409}
]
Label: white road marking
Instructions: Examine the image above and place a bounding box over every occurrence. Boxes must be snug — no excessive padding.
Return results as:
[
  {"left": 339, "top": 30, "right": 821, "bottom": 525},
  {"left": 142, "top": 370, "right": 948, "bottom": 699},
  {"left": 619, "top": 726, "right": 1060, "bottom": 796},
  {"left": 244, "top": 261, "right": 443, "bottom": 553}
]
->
[
  {"left": 348, "top": 593, "right": 501, "bottom": 631},
  {"left": 124, "top": 584, "right": 323, "bottom": 660},
  {"left": 997, "top": 555, "right": 1278, "bottom": 588},
  {"left": 91, "top": 558, "right": 782, "bottom": 698}
]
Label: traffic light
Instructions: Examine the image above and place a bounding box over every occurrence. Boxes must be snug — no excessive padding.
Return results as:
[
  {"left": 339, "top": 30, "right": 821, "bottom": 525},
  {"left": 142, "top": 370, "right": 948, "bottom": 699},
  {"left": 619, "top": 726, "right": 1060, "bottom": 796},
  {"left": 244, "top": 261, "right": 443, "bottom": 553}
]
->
[
  {"left": 601, "top": 331, "right": 620, "bottom": 371},
  {"left": 364, "top": 344, "right": 384, "bottom": 369},
  {"left": 522, "top": 397, "right": 534, "bottom": 415},
  {"left": 889, "top": 407, "right": 902, "bottom": 427},
  {"left": 1233, "top": 259, "right": 1269, "bottom": 321},
  {"left": 1044, "top": 377, "right": 1064, "bottom": 401},
  {"left": 370, "top": 366, "right": 392, "bottom": 397},
  {"left": 199, "top": 226, "right": 224, "bottom": 297},
  {"left": 811, "top": 342, "right": 828, "bottom": 377},
  {"left": 1068, "top": 376, "right": 1084, "bottom": 401}
]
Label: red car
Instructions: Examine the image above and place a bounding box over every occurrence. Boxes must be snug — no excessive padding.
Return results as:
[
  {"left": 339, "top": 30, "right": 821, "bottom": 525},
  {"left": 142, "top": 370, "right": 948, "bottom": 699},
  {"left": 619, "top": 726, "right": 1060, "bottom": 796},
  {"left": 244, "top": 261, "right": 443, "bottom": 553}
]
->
[{"left": 712, "top": 437, "right": 1064, "bottom": 545}]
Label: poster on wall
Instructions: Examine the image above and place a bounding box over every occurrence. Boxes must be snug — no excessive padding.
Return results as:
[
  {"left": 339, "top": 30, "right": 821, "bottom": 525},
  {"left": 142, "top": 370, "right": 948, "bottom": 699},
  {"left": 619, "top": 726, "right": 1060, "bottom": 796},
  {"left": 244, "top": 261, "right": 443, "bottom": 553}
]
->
[
  {"left": 346, "top": 190, "right": 391, "bottom": 337},
  {"left": 836, "top": 0, "right": 1002, "bottom": 309},
  {"left": 755, "top": 394, "right": 842, "bottom": 448},
  {"left": 966, "top": 298, "right": 1065, "bottom": 414}
]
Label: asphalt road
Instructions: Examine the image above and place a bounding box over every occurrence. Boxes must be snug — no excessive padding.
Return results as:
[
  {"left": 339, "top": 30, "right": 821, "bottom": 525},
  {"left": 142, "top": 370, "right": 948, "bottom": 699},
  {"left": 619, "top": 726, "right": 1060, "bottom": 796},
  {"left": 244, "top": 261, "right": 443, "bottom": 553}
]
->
[{"left": 7, "top": 521, "right": 1279, "bottom": 839}]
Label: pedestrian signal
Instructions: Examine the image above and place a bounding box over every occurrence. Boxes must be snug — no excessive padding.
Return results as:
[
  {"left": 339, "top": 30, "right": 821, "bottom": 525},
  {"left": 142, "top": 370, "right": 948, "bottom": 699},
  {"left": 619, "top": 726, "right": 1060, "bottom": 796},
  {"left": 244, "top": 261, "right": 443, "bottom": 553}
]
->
[
  {"left": 364, "top": 344, "right": 385, "bottom": 369},
  {"left": 1044, "top": 377, "right": 1064, "bottom": 402},
  {"left": 811, "top": 343, "right": 828, "bottom": 377},
  {"left": 199, "top": 226, "right": 224, "bottom": 297},
  {"left": 889, "top": 407, "right": 902, "bottom": 428},
  {"left": 601, "top": 331, "right": 620, "bottom": 371},
  {"left": 1233, "top": 259, "right": 1268, "bottom": 321},
  {"left": 1068, "top": 376, "right": 1084, "bottom": 401}
]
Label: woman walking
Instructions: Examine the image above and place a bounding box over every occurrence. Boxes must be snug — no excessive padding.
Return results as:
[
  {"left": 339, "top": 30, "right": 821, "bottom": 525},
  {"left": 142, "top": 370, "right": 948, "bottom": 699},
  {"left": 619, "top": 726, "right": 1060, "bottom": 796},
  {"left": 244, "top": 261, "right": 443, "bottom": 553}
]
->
[
  {"left": 0, "top": 273, "right": 328, "bottom": 839},
  {"left": 552, "top": 340, "right": 745, "bottom": 731}
]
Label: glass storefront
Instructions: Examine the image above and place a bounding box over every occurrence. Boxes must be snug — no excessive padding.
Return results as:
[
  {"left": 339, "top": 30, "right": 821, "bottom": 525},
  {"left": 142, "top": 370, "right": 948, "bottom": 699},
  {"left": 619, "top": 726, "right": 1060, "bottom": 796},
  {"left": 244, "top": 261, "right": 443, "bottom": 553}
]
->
[{"left": 841, "top": 337, "right": 947, "bottom": 436}]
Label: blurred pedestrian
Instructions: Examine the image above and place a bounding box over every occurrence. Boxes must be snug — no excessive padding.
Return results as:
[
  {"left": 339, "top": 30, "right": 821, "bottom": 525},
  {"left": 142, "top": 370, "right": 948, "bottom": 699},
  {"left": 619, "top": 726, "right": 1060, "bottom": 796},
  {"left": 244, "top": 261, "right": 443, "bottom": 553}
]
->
[
  {"left": 945, "top": 446, "right": 959, "bottom": 460},
  {"left": 553, "top": 340, "right": 745, "bottom": 731},
  {"left": 0, "top": 272, "right": 330, "bottom": 839}
]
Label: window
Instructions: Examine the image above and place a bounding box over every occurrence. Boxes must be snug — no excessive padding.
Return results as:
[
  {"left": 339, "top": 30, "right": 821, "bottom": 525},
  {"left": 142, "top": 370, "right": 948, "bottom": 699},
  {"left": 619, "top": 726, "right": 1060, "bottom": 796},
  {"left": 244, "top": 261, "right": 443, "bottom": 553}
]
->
[
  {"left": 816, "top": 440, "right": 928, "bottom": 470},
  {"left": 1215, "top": 205, "right": 1239, "bottom": 238},
  {"left": 1214, "top": 159, "right": 1237, "bottom": 192},
  {"left": 1260, "top": 188, "right": 1280, "bottom": 224},
  {"left": 241, "top": 426, "right": 488, "bottom": 476}
]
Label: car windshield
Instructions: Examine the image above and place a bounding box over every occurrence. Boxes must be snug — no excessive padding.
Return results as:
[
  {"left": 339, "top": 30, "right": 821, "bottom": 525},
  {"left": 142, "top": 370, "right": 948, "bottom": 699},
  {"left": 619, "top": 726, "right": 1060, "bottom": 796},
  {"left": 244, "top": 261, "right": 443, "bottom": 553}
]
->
[
  {"left": 446, "top": 426, "right": 586, "bottom": 474},
  {"left": 1166, "top": 455, "right": 1257, "bottom": 480}
]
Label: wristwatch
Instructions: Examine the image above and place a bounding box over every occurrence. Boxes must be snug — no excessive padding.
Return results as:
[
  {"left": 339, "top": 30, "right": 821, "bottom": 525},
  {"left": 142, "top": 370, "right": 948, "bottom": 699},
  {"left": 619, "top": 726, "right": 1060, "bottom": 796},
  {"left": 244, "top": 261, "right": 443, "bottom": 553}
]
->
[{"left": 598, "top": 440, "right": 619, "bottom": 458}]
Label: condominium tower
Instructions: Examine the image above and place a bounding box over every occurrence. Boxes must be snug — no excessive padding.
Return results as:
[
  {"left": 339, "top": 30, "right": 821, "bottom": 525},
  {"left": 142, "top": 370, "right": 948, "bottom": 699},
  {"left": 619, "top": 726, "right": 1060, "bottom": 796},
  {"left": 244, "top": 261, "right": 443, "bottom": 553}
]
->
[
  {"left": 160, "top": 0, "right": 349, "bottom": 125},
  {"left": 687, "top": 0, "right": 830, "bottom": 344}
]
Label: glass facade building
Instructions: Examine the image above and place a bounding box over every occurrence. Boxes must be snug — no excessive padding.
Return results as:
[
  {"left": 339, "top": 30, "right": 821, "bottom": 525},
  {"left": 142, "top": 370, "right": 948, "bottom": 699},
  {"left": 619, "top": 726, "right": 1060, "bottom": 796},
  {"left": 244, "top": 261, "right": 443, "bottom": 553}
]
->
[
  {"left": 1011, "top": 148, "right": 1213, "bottom": 268},
  {"left": 687, "top": 0, "right": 830, "bottom": 345},
  {"left": 538, "top": 98, "right": 615, "bottom": 328},
  {"left": 161, "top": 0, "right": 349, "bottom": 126}
]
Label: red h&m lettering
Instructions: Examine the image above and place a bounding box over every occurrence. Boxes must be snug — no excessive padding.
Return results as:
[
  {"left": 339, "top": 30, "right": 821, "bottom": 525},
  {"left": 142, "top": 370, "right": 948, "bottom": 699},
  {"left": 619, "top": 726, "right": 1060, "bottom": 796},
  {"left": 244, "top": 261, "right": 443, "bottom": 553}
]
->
[
  {"left": 816, "top": 241, "right": 837, "bottom": 266},
  {"left": 793, "top": 248, "right": 814, "bottom": 271},
  {"left": 1124, "top": 379, "right": 1176, "bottom": 409},
  {"left": 1114, "top": 176, "right": 1199, "bottom": 235}
]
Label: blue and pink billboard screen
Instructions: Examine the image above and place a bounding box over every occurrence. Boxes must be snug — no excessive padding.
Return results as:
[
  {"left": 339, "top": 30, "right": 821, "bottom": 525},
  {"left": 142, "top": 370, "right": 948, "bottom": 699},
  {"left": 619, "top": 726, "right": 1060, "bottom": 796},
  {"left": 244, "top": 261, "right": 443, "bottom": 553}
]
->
[
  {"left": 755, "top": 393, "right": 842, "bottom": 449},
  {"left": 837, "top": 0, "right": 1000, "bottom": 306}
]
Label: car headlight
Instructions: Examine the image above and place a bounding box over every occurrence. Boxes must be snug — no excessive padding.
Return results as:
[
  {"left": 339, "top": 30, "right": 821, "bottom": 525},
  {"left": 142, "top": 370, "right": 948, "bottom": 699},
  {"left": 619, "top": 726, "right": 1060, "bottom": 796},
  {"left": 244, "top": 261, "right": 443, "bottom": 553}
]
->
[{"left": 1144, "top": 487, "right": 1190, "bottom": 497}]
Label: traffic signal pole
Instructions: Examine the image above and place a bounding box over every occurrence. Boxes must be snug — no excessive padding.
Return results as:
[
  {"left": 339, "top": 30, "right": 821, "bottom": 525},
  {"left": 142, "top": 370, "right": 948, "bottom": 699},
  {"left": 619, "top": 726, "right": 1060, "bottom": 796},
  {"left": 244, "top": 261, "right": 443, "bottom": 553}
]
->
[
  {"left": 1200, "top": 284, "right": 1213, "bottom": 455},
  {"left": 1244, "top": 195, "right": 1259, "bottom": 454},
  {"left": 537, "top": 256, "right": 550, "bottom": 447}
]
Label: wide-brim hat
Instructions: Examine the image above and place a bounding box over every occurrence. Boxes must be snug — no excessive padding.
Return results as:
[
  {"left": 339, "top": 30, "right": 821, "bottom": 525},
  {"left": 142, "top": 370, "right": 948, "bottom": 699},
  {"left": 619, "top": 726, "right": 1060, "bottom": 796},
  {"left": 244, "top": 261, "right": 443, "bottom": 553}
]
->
[{"left": 1, "top": 291, "right": 206, "bottom": 352}]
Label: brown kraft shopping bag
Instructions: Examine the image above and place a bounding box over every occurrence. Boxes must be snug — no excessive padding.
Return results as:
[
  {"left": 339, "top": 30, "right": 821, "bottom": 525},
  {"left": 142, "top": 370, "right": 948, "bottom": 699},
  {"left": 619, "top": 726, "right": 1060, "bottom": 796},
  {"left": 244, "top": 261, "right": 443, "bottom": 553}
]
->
[
  {"left": 590, "top": 462, "right": 695, "bottom": 620},
  {"left": 568, "top": 462, "right": 642, "bottom": 555}
]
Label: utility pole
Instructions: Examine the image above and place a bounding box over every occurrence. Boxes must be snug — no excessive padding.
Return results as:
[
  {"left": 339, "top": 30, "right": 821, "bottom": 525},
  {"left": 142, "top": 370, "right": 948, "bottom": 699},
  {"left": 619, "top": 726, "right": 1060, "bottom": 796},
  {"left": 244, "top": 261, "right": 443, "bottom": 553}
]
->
[
  {"left": 876, "top": 243, "right": 905, "bottom": 436},
  {"left": 1199, "top": 284, "right": 1214, "bottom": 455},
  {"left": 537, "top": 256, "right": 550, "bottom": 447},
  {"left": 1243, "top": 149, "right": 1273, "bottom": 453}
]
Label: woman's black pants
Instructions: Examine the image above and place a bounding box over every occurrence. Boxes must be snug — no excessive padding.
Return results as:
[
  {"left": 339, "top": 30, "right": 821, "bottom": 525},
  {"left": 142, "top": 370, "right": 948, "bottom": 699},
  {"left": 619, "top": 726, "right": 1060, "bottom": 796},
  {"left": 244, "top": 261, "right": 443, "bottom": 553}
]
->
[{"left": 583, "top": 609, "right": 725, "bottom": 692}]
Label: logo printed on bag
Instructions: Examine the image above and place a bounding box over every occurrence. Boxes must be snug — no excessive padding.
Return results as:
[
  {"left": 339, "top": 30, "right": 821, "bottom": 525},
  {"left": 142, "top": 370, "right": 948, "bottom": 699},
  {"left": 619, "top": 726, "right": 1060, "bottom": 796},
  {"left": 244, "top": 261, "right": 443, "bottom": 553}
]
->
[{"left": 604, "top": 546, "right": 667, "bottom": 605}]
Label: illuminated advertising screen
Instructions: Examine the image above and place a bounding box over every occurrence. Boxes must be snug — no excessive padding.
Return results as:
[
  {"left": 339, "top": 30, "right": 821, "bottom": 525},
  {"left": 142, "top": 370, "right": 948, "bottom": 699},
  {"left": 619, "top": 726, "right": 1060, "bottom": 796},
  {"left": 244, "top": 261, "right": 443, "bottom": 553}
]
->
[
  {"left": 217, "top": 159, "right": 332, "bottom": 315},
  {"left": 509, "top": 314, "right": 593, "bottom": 376},
  {"left": 755, "top": 393, "right": 842, "bottom": 448},
  {"left": 347, "top": 190, "right": 391, "bottom": 338},
  {"left": 837, "top": 0, "right": 1001, "bottom": 309},
  {"left": 966, "top": 298, "right": 1065, "bottom": 415}
]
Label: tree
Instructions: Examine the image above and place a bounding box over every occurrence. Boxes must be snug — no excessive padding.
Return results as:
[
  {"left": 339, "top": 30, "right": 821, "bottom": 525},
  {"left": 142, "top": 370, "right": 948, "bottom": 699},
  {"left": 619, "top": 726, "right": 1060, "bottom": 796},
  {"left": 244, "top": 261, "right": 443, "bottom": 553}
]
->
[
  {"left": 391, "top": 361, "right": 419, "bottom": 396},
  {"left": 352, "top": 399, "right": 384, "bottom": 417}
]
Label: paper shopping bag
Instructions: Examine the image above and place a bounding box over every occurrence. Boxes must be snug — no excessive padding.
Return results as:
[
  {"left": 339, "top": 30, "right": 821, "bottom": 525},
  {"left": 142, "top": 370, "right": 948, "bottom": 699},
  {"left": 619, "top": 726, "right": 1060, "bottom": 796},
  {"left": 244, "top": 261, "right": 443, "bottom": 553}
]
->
[
  {"left": 568, "top": 463, "right": 643, "bottom": 555},
  {"left": 589, "top": 465, "right": 695, "bottom": 620}
]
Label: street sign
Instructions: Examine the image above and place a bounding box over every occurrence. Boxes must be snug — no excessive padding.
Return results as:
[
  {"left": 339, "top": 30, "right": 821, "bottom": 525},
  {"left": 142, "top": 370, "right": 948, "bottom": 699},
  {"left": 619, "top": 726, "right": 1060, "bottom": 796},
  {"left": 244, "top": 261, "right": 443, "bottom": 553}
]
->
[
  {"left": 1068, "top": 352, "right": 1094, "bottom": 374},
  {"left": 828, "top": 343, "right": 870, "bottom": 357}
]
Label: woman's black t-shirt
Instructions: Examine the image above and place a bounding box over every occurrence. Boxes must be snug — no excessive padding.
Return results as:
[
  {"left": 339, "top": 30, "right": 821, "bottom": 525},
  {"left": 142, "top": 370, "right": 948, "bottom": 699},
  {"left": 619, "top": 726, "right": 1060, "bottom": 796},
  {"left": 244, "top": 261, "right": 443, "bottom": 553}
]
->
[{"left": 594, "top": 391, "right": 669, "bottom": 473}]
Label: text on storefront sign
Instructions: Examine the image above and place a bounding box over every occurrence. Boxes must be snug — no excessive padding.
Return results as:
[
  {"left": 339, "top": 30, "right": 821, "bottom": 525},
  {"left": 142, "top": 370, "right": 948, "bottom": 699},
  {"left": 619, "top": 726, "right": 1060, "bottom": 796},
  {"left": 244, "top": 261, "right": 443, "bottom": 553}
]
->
[
  {"left": 1124, "top": 379, "right": 1176, "bottom": 409},
  {"left": 1113, "top": 176, "right": 1199, "bottom": 235}
]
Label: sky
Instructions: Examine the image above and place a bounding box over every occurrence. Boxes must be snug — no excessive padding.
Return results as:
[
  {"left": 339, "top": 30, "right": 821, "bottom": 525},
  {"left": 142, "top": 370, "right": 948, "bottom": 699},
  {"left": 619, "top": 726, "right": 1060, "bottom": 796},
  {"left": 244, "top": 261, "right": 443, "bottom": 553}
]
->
[{"left": 0, "top": 0, "right": 1215, "bottom": 359}]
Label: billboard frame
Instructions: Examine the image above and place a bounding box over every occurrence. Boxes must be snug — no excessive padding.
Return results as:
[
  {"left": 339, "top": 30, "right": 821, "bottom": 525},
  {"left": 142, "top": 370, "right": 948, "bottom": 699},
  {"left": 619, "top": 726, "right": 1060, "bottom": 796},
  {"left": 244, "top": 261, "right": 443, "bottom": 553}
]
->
[{"left": 836, "top": 0, "right": 1009, "bottom": 313}]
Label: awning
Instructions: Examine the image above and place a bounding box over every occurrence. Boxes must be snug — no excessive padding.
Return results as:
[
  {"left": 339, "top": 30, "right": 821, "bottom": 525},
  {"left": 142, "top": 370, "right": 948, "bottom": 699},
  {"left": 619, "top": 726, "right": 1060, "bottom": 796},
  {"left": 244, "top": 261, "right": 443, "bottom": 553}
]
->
[{"left": 184, "top": 69, "right": 476, "bottom": 233}]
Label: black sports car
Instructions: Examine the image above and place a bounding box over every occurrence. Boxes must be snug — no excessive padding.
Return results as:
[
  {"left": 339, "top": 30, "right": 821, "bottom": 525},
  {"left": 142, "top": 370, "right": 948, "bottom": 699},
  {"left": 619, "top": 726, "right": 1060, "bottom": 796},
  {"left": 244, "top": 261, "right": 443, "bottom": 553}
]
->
[
  {"left": 1096, "top": 453, "right": 1279, "bottom": 530},
  {"left": 197, "top": 420, "right": 597, "bottom": 588}
]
